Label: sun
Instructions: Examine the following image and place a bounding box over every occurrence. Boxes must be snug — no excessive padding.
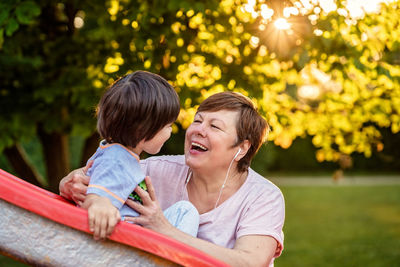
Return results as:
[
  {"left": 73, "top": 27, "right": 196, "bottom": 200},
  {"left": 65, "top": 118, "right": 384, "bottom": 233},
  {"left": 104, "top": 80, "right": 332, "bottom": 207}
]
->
[{"left": 274, "top": 18, "right": 291, "bottom": 30}]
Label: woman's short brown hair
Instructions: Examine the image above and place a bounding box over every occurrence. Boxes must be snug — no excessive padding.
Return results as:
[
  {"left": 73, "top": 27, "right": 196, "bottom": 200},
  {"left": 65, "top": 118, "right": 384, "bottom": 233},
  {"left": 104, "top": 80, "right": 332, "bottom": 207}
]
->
[
  {"left": 97, "top": 71, "right": 180, "bottom": 148},
  {"left": 197, "top": 92, "right": 269, "bottom": 172}
]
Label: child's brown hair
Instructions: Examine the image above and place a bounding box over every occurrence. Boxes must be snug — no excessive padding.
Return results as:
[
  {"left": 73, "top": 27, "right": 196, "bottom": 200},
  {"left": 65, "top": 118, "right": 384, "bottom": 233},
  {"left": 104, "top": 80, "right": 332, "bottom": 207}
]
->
[{"left": 97, "top": 71, "right": 180, "bottom": 148}]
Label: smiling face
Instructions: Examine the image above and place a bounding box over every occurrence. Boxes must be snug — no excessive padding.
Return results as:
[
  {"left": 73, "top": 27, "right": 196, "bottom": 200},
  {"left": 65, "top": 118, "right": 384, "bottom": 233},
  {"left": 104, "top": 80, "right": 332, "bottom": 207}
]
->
[{"left": 184, "top": 110, "right": 241, "bottom": 172}]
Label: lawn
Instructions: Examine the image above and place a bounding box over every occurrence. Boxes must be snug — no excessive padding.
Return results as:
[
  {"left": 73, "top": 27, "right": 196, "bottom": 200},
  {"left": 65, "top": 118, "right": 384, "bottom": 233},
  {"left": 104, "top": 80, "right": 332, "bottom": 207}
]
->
[
  {"left": 1, "top": 185, "right": 400, "bottom": 266},
  {"left": 276, "top": 185, "right": 400, "bottom": 266}
]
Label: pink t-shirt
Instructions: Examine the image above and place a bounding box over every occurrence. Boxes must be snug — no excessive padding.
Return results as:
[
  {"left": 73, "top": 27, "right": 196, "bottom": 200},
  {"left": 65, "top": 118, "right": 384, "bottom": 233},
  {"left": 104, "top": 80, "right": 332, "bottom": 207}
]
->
[{"left": 140, "top": 155, "right": 285, "bottom": 262}]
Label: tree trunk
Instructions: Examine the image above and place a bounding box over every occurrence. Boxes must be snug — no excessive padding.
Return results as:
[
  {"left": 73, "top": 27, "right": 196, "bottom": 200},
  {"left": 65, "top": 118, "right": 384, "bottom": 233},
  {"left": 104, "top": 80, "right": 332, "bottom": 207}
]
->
[
  {"left": 3, "top": 144, "right": 45, "bottom": 187},
  {"left": 38, "top": 129, "right": 70, "bottom": 193},
  {"left": 80, "top": 132, "right": 100, "bottom": 167}
]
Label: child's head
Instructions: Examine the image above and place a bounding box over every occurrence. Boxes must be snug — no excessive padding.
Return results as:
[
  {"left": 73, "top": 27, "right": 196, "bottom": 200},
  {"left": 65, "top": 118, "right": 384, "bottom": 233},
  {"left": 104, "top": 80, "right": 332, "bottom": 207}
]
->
[{"left": 97, "top": 70, "right": 180, "bottom": 148}]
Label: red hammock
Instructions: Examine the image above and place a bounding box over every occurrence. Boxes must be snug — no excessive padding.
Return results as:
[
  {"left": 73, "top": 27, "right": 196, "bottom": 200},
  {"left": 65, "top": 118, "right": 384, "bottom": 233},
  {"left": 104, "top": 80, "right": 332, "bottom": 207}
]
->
[{"left": 0, "top": 169, "right": 228, "bottom": 266}]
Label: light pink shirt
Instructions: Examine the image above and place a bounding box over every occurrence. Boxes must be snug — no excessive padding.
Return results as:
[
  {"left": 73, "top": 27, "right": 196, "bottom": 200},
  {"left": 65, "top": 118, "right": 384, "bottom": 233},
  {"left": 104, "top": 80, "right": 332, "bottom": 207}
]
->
[{"left": 140, "top": 155, "right": 285, "bottom": 263}]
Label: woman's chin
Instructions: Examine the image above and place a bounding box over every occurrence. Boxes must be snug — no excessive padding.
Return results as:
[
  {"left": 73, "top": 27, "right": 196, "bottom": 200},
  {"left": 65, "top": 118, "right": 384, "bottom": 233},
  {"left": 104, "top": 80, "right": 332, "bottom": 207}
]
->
[{"left": 185, "top": 152, "right": 206, "bottom": 169}]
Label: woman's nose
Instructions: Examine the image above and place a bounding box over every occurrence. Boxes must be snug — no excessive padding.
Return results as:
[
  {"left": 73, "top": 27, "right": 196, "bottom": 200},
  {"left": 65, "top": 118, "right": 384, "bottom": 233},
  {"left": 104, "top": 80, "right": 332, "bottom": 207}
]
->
[{"left": 193, "top": 123, "right": 206, "bottom": 137}]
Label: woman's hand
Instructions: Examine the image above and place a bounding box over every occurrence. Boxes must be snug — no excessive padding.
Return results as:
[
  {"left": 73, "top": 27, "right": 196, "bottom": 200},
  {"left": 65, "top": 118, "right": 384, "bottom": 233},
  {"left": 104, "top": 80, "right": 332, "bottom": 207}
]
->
[
  {"left": 59, "top": 161, "right": 92, "bottom": 206},
  {"left": 124, "top": 176, "right": 173, "bottom": 234}
]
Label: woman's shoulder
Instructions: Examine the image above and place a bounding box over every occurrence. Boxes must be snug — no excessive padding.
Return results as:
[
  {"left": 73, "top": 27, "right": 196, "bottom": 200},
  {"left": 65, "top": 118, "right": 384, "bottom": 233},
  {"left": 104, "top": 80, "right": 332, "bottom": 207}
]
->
[
  {"left": 247, "top": 169, "right": 281, "bottom": 188},
  {"left": 140, "top": 155, "right": 189, "bottom": 189},
  {"left": 244, "top": 169, "right": 284, "bottom": 200},
  {"left": 140, "top": 155, "right": 188, "bottom": 174},
  {"left": 141, "top": 154, "right": 186, "bottom": 165}
]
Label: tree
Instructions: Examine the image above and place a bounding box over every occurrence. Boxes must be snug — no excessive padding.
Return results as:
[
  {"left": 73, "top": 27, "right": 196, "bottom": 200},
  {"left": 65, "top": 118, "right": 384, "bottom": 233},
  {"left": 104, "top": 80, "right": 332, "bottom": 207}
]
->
[
  {"left": 1, "top": 0, "right": 399, "bottom": 192},
  {"left": 0, "top": 0, "right": 116, "bottom": 191}
]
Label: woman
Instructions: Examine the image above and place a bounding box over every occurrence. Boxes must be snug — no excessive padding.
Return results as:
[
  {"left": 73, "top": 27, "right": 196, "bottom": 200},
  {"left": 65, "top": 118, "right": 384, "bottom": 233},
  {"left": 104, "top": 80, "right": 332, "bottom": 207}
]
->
[{"left": 60, "top": 92, "right": 285, "bottom": 266}]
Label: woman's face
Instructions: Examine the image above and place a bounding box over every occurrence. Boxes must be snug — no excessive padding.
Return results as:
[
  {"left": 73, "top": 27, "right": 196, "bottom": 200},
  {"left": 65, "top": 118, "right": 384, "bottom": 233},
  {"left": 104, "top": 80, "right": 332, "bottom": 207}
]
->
[{"left": 184, "top": 109, "right": 240, "bottom": 172}]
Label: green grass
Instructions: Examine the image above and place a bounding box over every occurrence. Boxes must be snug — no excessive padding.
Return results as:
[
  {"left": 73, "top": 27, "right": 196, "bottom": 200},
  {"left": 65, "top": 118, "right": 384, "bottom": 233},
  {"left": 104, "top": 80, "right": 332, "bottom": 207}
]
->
[
  {"left": 1, "top": 185, "right": 399, "bottom": 266},
  {"left": 0, "top": 255, "right": 28, "bottom": 267},
  {"left": 276, "top": 185, "right": 400, "bottom": 267}
]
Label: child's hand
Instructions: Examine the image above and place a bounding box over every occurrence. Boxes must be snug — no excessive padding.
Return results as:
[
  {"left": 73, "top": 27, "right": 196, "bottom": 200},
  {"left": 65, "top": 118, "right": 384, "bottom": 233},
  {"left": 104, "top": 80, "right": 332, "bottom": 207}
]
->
[{"left": 82, "top": 194, "right": 121, "bottom": 240}]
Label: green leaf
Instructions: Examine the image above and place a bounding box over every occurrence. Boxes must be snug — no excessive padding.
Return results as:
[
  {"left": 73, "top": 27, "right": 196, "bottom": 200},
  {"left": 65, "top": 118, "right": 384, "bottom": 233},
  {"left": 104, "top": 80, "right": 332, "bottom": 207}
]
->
[
  {"left": 0, "top": 6, "right": 11, "bottom": 26},
  {"left": 167, "top": 0, "right": 181, "bottom": 11},
  {"left": 5, "top": 17, "right": 19, "bottom": 36},
  {"left": 0, "top": 29, "right": 3, "bottom": 49},
  {"left": 15, "top": 1, "right": 41, "bottom": 25}
]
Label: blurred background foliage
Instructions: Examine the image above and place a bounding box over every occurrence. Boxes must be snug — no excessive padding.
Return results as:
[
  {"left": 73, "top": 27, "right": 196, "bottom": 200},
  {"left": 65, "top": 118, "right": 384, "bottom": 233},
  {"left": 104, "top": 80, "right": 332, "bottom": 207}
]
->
[{"left": 0, "top": 0, "right": 400, "bottom": 192}]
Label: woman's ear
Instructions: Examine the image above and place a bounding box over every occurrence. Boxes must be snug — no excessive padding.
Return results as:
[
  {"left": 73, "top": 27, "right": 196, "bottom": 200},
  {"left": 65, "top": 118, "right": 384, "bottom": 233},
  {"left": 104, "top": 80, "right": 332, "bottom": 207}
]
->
[{"left": 236, "top": 140, "right": 250, "bottom": 161}]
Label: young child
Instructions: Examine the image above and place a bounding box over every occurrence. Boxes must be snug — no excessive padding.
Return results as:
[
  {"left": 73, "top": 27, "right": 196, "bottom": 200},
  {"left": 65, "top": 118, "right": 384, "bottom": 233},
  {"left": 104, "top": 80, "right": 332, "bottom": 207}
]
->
[{"left": 82, "top": 71, "right": 199, "bottom": 240}]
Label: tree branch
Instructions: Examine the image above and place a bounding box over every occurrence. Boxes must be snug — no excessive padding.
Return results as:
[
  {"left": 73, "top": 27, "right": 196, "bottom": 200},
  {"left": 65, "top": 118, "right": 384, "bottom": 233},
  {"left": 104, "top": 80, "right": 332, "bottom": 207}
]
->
[{"left": 3, "top": 144, "right": 46, "bottom": 187}]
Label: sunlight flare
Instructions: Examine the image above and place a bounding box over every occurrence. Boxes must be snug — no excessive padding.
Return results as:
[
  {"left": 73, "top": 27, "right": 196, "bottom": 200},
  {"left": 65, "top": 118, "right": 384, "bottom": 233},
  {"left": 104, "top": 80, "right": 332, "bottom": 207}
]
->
[{"left": 274, "top": 18, "right": 291, "bottom": 30}]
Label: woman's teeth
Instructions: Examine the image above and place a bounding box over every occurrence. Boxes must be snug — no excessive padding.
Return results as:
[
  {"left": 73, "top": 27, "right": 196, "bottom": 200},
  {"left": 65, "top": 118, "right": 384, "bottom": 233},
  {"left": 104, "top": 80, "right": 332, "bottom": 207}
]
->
[{"left": 191, "top": 142, "right": 208, "bottom": 151}]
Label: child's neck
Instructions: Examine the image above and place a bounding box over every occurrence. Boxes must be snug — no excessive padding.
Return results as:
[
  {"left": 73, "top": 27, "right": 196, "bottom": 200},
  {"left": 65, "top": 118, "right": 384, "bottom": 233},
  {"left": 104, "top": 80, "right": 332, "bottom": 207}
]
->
[{"left": 128, "top": 146, "right": 142, "bottom": 157}]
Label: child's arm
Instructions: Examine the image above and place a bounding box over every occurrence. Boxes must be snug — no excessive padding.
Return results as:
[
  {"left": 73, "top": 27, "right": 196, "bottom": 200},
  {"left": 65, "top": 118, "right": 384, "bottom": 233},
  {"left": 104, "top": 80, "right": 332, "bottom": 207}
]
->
[
  {"left": 82, "top": 194, "right": 121, "bottom": 240},
  {"left": 84, "top": 149, "right": 144, "bottom": 239}
]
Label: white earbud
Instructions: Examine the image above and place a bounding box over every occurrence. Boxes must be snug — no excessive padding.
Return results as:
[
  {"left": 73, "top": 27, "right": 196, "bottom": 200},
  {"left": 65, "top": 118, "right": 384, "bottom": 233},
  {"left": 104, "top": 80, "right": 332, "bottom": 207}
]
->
[{"left": 233, "top": 148, "right": 241, "bottom": 160}]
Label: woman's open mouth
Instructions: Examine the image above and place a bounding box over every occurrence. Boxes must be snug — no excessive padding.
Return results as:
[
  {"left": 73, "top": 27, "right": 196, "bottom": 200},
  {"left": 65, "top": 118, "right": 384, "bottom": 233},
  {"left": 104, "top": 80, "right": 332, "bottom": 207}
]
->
[{"left": 190, "top": 142, "right": 208, "bottom": 152}]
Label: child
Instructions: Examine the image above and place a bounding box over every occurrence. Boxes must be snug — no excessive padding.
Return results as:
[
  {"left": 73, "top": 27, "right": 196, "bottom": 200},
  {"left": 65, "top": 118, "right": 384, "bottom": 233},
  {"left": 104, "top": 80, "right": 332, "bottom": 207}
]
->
[{"left": 82, "top": 71, "right": 199, "bottom": 240}]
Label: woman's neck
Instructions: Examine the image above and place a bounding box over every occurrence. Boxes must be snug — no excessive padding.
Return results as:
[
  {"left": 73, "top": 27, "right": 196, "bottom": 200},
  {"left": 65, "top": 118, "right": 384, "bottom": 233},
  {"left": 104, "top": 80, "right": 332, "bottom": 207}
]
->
[
  {"left": 187, "top": 167, "right": 248, "bottom": 213},
  {"left": 190, "top": 168, "right": 233, "bottom": 193}
]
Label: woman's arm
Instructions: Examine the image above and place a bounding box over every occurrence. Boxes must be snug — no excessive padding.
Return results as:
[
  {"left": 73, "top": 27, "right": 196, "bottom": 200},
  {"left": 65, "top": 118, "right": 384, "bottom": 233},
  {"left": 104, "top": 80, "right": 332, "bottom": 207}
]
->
[
  {"left": 172, "top": 233, "right": 276, "bottom": 267},
  {"left": 125, "top": 177, "right": 277, "bottom": 267},
  {"left": 59, "top": 161, "right": 92, "bottom": 205}
]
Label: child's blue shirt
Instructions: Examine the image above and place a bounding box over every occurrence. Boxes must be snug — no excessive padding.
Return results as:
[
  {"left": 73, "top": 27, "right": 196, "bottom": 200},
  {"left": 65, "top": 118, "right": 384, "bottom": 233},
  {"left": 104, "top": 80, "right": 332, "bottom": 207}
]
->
[{"left": 86, "top": 140, "right": 145, "bottom": 218}]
